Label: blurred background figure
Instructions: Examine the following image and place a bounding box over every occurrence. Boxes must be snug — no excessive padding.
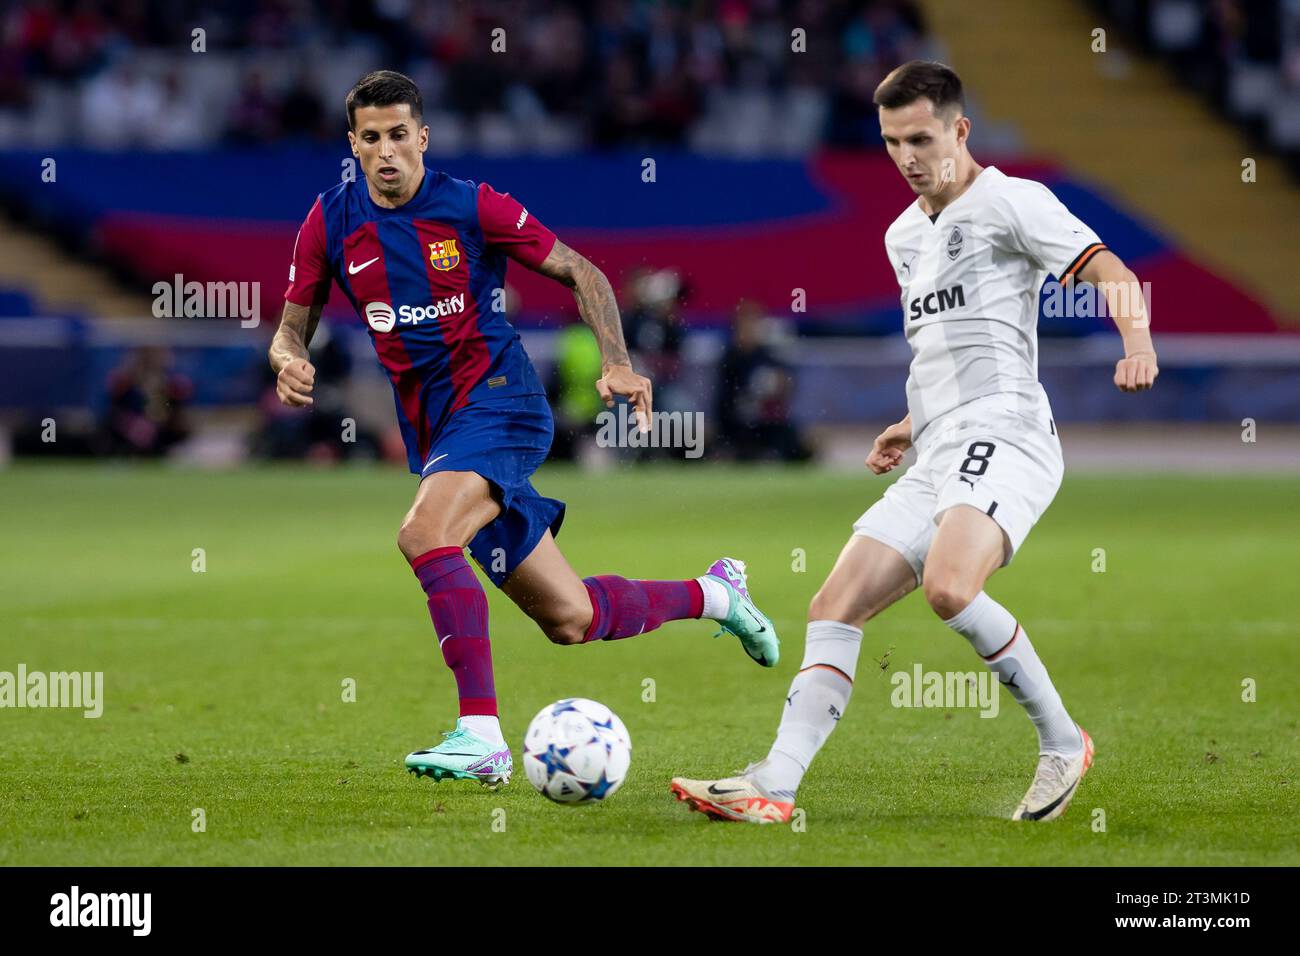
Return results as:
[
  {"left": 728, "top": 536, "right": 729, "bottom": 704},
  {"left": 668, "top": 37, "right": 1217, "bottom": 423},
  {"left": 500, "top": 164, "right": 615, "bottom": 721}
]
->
[
  {"left": 224, "top": 68, "right": 280, "bottom": 144},
  {"left": 98, "top": 345, "right": 192, "bottom": 457},
  {"left": 546, "top": 317, "right": 604, "bottom": 465},
  {"left": 716, "top": 299, "right": 810, "bottom": 462},
  {"left": 624, "top": 268, "right": 686, "bottom": 397},
  {"left": 249, "top": 322, "right": 378, "bottom": 464},
  {"left": 622, "top": 267, "right": 692, "bottom": 461}
]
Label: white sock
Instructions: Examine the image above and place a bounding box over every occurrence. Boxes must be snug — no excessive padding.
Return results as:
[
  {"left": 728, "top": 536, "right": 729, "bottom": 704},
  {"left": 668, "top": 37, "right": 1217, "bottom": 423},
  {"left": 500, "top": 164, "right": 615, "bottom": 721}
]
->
[
  {"left": 460, "top": 714, "right": 506, "bottom": 747},
  {"left": 752, "top": 620, "right": 861, "bottom": 797},
  {"left": 696, "top": 574, "right": 730, "bottom": 620},
  {"left": 944, "top": 592, "right": 1082, "bottom": 755}
]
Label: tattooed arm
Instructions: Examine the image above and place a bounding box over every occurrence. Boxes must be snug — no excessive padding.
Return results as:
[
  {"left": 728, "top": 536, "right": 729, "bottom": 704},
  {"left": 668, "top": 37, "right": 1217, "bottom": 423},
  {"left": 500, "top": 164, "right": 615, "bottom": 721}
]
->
[
  {"left": 269, "top": 300, "right": 322, "bottom": 407},
  {"left": 535, "top": 239, "right": 653, "bottom": 425}
]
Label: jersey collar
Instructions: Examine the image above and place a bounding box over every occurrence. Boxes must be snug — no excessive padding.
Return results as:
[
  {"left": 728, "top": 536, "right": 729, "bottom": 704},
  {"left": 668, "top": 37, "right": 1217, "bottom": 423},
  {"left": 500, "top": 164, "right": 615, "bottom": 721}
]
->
[
  {"left": 363, "top": 164, "right": 436, "bottom": 216},
  {"left": 913, "top": 165, "right": 1000, "bottom": 226}
]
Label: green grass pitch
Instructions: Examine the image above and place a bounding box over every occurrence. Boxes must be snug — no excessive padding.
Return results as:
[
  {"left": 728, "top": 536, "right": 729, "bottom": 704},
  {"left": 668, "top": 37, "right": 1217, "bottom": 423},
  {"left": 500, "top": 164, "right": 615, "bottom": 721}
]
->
[{"left": 1, "top": 463, "right": 1296, "bottom": 866}]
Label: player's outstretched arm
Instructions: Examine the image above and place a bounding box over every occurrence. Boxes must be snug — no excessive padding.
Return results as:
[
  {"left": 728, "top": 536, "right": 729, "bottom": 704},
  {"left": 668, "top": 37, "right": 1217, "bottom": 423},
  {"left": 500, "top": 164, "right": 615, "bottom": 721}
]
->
[
  {"left": 269, "top": 300, "right": 322, "bottom": 407},
  {"left": 1077, "top": 251, "right": 1158, "bottom": 393},
  {"left": 535, "top": 239, "right": 652, "bottom": 427}
]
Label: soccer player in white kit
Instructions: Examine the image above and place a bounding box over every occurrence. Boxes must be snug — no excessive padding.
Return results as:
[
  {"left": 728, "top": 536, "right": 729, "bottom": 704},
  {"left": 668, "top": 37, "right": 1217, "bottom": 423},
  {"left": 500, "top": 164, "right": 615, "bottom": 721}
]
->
[{"left": 671, "top": 61, "right": 1159, "bottom": 824}]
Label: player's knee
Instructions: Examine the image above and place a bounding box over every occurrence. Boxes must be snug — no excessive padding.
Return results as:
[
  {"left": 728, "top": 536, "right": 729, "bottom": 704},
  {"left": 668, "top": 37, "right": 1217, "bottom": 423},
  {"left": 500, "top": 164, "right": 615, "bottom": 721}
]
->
[
  {"left": 921, "top": 572, "right": 978, "bottom": 620},
  {"left": 534, "top": 596, "right": 595, "bottom": 646},
  {"left": 540, "top": 616, "right": 587, "bottom": 646},
  {"left": 396, "top": 510, "right": 454, "bottom": 560},
  {"left": 395, "top": 518, "right": 428, "bottom": 561}
]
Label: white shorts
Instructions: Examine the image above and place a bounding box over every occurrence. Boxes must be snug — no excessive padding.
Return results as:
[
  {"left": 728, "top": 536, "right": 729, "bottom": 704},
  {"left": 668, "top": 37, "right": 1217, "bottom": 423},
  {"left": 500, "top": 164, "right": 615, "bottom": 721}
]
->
[{"left": 852, "top": 393, "right": 1064, "bottom": 583}]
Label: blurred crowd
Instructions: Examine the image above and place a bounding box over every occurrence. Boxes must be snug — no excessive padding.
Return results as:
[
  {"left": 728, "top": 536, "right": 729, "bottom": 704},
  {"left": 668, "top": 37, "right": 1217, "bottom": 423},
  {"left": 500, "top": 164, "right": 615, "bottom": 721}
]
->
[
  {"left": 0, "top": 0, "right": 929, "bottom": 152},
  {"left": 548, "top": 271, "right": 810, "bottom": 465},
  {"left": 82, "top": 283, "right": 810, "bottom": 467},
  {"left": 1091, "top": 0, "right": 1300, "bottom": 164}
]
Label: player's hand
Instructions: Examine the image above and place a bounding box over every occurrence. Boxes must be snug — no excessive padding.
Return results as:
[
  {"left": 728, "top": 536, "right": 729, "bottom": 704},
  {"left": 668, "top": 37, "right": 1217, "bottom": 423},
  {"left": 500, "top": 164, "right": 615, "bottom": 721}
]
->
[
  {"left": 866, "top": 419, "right": 913, "bottom": 475},
  {"left": 1114, "top": 350, "right": 1158, "bottom": 393},
  {"left": 276, "top": 358, "right": 316, "bottom": 407},
  {"left": 596, "top": 364, "right": 653, "bottom": 432}
]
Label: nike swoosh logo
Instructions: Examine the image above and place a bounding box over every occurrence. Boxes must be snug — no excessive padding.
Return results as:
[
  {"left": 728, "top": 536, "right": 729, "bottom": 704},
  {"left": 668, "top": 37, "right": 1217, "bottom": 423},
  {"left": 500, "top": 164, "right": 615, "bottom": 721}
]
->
[
  {"left": 415, "top": 751, "right": 480, "bottom": 757},
  {"left": 1022, "top": 779, "right": 1078, "bottom": 820},
  {"left": 348, "top": 256, "right": 380, "bottom": 275},
  {"left": 707, "top": 784, "right": 744, "bottom": 795},
  {"left": 422, "top": 453, "right": 449, "bottom": 474}
]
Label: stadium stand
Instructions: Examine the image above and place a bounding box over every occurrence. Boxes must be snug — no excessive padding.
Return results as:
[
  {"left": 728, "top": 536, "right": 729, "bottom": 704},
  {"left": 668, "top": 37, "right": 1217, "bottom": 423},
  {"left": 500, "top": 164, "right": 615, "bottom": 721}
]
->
[
  {"left": 922, "top": 0, "right": 1300, "bottom": 326},
  {"left": 0, "top": 0, "right": 1296, "bottom": 467}
]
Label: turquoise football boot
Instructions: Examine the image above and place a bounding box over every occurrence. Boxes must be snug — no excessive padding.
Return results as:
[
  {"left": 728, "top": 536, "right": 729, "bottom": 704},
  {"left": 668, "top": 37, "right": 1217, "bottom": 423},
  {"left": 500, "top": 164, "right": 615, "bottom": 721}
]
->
[
  {"left": 704, "top": 557, "right": 780, "bottom": 668},
  {"left": 406, "top": 720, "right": 513, "bottom": 788}
]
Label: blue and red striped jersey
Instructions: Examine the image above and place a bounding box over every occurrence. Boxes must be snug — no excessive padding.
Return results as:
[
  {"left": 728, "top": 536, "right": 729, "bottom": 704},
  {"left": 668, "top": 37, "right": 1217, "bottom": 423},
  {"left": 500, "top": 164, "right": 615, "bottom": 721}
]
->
[{"left": 285, "top": 167, "right": 558, "bottom": 471}]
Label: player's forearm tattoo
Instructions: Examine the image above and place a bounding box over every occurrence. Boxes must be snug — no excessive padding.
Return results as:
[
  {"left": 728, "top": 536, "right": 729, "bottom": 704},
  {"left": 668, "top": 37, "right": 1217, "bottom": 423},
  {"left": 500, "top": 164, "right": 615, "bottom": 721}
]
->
[
  {"left": 538, "top": 240, "right": 631, "bottom": 368},
  {"left": 268, "top": 301, "right": 320, "bottom": 372}
]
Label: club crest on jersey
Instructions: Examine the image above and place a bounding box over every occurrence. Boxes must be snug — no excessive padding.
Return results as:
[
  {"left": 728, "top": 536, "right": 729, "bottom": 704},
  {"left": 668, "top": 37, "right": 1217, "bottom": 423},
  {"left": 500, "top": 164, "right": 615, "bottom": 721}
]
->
[
  {"left": 946, "top": 226, "right": 964, "bottom": 260},
  {"left": 428, "top": 239, "right": 461, "bottom": 271}
]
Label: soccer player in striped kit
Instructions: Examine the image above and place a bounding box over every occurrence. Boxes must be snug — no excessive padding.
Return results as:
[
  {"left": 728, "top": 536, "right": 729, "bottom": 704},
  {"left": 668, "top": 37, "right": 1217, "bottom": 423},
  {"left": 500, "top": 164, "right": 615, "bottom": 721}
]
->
[
  {"left": 671, "top": 61, "right": 1158, "bottom": 823},
  {"left": 270, "top": 71, "right": 779, "bottom": 788}
]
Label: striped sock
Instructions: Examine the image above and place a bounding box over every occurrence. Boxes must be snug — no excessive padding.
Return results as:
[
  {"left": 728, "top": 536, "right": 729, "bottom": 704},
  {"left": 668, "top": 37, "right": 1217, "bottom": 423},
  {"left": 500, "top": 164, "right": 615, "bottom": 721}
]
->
[
  {"left": 944, "top": 591, "right": 1082, "bottom": 755},
  {"left": 410, "top": 547, "right": 498, "bottom": 731},
  {"left": 753, "top": 620, "right": 862, "bottom": 797},
  {"left": 582, "top": 576, "right": 703, "bottom": 642}
]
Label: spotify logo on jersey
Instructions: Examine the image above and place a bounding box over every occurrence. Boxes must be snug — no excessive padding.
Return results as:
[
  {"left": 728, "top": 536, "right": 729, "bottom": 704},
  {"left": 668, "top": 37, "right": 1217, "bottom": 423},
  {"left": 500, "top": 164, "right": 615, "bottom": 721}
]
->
[{"left": 365, "top": 301, "right": 396, "bottom": 333}]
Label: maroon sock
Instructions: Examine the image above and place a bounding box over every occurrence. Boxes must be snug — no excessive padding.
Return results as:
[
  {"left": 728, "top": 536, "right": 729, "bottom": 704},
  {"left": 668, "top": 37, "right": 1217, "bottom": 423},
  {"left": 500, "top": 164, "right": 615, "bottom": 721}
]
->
[
  {"left": 409, "top": 547, "right": 496, "bottom": 717},
  {"left": 582, "top": 575, "right": 704, "bottom": 642}
]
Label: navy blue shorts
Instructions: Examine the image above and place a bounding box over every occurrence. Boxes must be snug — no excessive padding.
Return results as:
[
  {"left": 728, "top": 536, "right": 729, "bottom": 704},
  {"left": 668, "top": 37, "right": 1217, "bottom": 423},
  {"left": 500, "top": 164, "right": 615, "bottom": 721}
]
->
[{"left": 415, "top": 392, "right": 565, "bottom": 588}]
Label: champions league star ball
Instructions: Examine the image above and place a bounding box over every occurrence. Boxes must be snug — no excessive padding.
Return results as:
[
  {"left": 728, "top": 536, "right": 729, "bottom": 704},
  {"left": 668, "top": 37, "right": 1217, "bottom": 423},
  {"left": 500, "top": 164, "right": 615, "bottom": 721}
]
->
[{"left": 523, "top": 698, "right": 632, "bottom": 804}]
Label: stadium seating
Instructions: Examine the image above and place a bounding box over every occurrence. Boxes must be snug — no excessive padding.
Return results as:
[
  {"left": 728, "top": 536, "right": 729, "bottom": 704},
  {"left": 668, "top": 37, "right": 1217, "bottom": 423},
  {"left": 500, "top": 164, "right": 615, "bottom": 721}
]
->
[{"left": 0, "top": 148, "right": 1283, "bottom": 336}]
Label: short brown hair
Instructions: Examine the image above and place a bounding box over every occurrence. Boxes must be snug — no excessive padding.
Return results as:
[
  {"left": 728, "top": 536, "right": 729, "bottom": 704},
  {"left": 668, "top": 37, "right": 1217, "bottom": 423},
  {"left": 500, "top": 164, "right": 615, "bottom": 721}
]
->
[
  {"left": 873, "top": 61, "right": 965, "bottom": 119},
  {"left": 346, "top": 70, "right": 423, "bottom": 130}
]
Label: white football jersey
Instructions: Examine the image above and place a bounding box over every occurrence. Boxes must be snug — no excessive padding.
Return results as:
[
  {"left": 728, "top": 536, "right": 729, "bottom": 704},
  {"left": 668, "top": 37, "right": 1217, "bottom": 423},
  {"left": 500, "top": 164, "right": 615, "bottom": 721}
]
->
[{"left": 884, "top": 165, "right": 1105, "bottom": 441}]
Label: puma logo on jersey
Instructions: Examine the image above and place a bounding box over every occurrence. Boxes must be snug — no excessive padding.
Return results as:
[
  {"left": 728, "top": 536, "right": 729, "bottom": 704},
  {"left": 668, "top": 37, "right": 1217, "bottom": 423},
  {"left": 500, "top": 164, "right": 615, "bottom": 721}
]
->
[
  {"left": 516, "top": 208, "right": 529, "bottom": 230},
  {"left": 908, "top": 284, "right": 966, "bottom": 320}
]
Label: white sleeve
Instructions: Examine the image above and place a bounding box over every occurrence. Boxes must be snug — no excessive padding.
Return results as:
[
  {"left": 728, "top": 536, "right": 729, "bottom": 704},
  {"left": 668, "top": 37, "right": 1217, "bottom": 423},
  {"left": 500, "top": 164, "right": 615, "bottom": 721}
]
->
[
  {"left": 883, "top": 227, "right": 908, "bottom": 290},
  {"left": 997, "top": 180, "right": 1105, "bottom": 280}
]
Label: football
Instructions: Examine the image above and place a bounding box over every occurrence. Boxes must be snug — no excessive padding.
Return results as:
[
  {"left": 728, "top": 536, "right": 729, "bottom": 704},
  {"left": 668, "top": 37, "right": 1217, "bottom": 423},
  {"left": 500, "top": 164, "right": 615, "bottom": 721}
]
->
[{"left": 522, "top": 698, "right": 632, "bottom": 804}]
